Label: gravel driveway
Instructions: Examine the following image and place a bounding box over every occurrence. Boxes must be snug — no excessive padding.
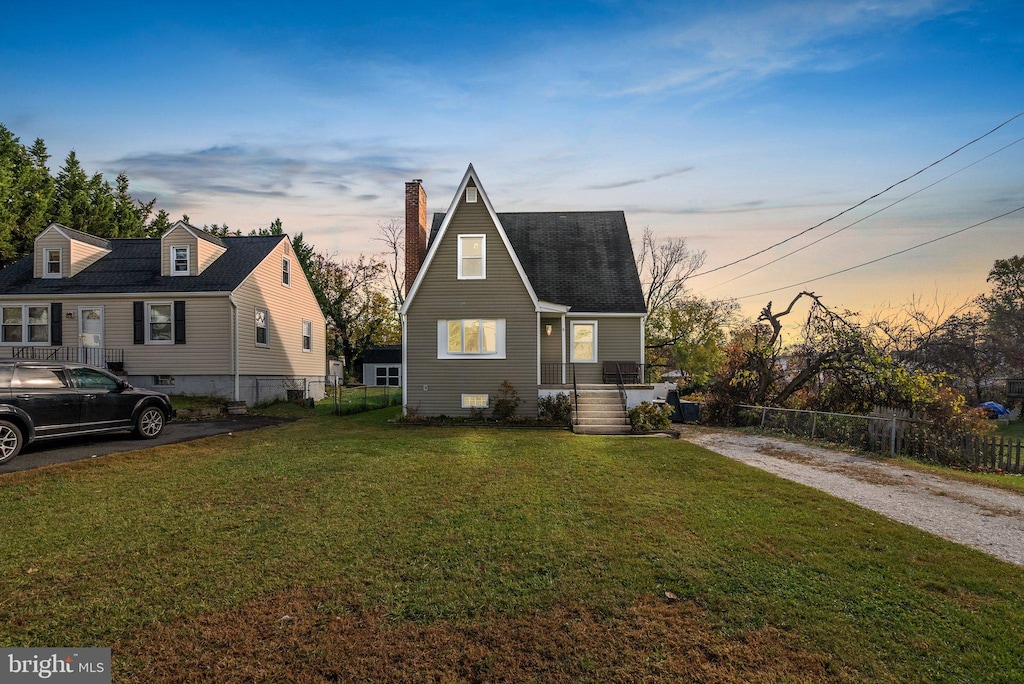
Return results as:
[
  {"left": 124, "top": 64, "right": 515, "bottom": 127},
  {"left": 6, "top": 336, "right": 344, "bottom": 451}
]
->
[{"left": 684, "top": 428, "right": 1024, "bottom": 567}]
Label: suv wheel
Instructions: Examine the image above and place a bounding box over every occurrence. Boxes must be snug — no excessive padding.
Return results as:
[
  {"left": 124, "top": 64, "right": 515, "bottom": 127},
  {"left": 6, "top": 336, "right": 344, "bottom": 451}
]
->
[
  {"left": 0, "top": 420, "right": 24, "bottom": 464},
  {"left": 134, "top": 406, "right": 165, "bottom": 439}
]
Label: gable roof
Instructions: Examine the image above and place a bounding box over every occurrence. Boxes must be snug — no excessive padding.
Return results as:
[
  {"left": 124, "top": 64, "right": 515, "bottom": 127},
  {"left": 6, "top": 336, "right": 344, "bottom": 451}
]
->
[
  {"left": 40, "top": 223, "right": 112, "bottom": 249},
  {"left": 400, "top": 164, "right": 541, "bottom": 315},
  {"left": 428, "top": 210, "right": 646, "bottom": 314},
  {"left": 362, "top": 345, "right": 402, "bottom": 364},
  {"left": 0, "top": 235, "right": 285, "bottom": 296},
  {"left": 162, "top": 220, "right": 227, "bottom": 248}
]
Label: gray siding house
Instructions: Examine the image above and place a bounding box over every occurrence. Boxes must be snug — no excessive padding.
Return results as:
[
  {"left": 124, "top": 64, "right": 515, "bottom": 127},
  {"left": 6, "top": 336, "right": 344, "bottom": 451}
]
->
[
  {"left": 0, "top": 221, "right": 327, "bottom": 405},
  {"left": 399, "top": 165, "right": 649, "bottom": 425}
]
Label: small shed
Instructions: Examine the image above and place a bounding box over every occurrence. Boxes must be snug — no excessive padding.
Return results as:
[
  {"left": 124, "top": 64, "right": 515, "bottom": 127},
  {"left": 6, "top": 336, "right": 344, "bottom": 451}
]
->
[{"left": 362, "top": 345, "right": 402, "bottom": 387}]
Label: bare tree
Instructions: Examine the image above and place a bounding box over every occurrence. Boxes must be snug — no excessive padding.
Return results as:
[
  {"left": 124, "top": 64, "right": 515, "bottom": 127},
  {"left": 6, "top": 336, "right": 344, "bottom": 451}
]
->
[
  {"left": 373, "top": 218, "right": 405, "bottom": 310},
  {"left": 635, "top": 226, "right": 706, "bottom": 318}
]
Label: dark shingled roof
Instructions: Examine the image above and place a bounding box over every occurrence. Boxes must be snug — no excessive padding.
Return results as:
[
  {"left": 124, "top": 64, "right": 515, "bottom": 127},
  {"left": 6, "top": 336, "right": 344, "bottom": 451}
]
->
[
  {"left": 430, "top": 211, "right": 646, "bottom": 313},
  {"left": 51, "top": 224, "right": 111, "bottom": 249},
  {"left": 0, "top": 235, "right": 284, "bottom": 295},
  {"left": 362, "top": 345, "right": 402, "bottom": 364}
]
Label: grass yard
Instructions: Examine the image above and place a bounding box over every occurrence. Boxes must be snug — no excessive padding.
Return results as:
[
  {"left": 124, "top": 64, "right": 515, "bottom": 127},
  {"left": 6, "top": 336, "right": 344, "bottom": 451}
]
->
[{"left": 2, "top": 409, "right": 1023, "bottom": 682}]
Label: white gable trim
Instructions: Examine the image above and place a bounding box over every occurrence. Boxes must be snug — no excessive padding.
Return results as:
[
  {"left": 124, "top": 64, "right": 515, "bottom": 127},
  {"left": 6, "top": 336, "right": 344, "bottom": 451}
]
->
[
  {"left": 38, "top": 223, "right": 71, "bottom": 242},
  {"left": 399, "top": 164, "right": 540, "bottom": 315}
]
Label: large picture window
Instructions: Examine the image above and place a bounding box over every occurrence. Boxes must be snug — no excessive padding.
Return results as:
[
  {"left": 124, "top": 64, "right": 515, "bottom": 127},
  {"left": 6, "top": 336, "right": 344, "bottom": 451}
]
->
[
  {"left": 457, "top": 234, "right": 485, "bottom": 279},
  {"left": 2, "top": 305, "right": 50, "bottom": 344},
  {"left": 570, "top": 321, "right": 597, "bottom": 363},
  {"left": 437, "top": 319, "right": 505, "bottom": 359}
]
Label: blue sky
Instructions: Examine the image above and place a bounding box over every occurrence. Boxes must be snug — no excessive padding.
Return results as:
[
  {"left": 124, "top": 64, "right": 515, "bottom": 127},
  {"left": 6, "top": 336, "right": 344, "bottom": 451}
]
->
[{"left": 2, "top": 1, "right": 1022, "bottom": 318}]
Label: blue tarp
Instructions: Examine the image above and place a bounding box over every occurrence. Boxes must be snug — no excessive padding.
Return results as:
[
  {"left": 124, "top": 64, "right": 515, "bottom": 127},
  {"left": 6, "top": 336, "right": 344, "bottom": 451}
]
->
[{"left": 978, "top": 401, "right": 1010, "bottom": 417}]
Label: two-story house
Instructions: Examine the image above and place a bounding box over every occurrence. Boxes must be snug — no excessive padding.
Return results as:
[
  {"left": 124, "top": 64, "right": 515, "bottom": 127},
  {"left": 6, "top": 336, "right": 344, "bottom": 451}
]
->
[
  {"left": 399, "top": 165, "right": 650, "bottom": 432},
  {"left": 0, "top": 221, "right": 326, "bottom": 404}
]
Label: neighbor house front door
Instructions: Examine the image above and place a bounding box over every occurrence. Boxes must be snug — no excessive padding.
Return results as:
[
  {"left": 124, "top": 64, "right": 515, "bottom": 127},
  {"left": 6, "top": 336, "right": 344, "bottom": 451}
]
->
[{"left": 78, "top": 306, "right": 104, "bottom": 366}]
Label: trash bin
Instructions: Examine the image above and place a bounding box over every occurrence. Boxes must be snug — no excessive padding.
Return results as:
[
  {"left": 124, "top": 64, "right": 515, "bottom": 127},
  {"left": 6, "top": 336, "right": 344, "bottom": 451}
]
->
[{"left": 666, "top": 391, "right": 699, "bottom": 423}]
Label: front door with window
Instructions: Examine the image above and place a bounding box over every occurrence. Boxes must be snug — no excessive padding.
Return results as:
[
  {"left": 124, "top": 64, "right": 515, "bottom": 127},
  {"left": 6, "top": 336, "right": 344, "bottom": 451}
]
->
[{"left": 78, "top": 307, "right": 104, "bottom": 366}]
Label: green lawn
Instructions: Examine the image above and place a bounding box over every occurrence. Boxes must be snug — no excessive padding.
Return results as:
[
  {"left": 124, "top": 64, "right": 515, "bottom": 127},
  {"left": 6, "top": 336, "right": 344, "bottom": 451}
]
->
[{"left": 2, "top": 409, "right": 1022, "bottom": 681}]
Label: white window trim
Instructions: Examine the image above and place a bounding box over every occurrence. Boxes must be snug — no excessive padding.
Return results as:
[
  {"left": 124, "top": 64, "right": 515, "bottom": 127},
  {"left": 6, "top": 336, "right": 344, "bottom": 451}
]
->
[
  {"left": 301, "top": 319, "right": 312, "bottom": 352},
  {"left": 170, "top": 245, "right": 190, "bottom": 276},
  {"left": 457, "top": 234, "right": 486, "bottom": 280},
  {"left": 462, "top": 393, "right": 489, "bottom": 409},
  {"left": 570, "top": 320, "right": 598, "bottom": 363},
  {"left": 436, "top": 319, "right": 506, "bottom": 359},
  {"left": 43, "top": 248, "right": 62, "bottom": 278},
  {"left": 145, "top": 301, "right": 175, "bottom": 345},
  {"left": 255, "top": 307, "right": 270, "bottom": 348},
  {"left": 466, "top": 186, "right": 478, "bottom": 203},
  {"left": 282, "top": 256, "right": 291, "bottom": 287},
  {"left": 1, "top": 303, "right": 51, "bottom": 346}
]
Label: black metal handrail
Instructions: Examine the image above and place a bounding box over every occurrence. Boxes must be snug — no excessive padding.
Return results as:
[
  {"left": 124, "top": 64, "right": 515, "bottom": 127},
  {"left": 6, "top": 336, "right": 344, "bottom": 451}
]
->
[
  {"left": 571, "top": 363, "right": 579, "bottom": 427},
  {"left": 614, "top": 362, "right": 628, "bottom": 415},
  {"left": 7, "top": 346, "right": 125, "bottom": 370}
]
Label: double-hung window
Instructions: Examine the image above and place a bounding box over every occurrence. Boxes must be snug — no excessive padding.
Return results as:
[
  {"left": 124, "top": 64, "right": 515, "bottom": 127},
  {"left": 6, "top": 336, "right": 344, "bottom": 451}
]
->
[
  {"left": 457, "top": 235, "right": 485, "bottom": 279},
  {"left": 171, "top": 246, "right": 190, "bottom": 276},
  {"left": 282, "top": 257, "right": 291, "bottom": 286},
  {"left": 255, "top": 308, "right": 269, "bottom": 347},
  {"left": 1, "top": 305, "right": 49, "bottom": 344},
  {"left": 147, "top": 303, "right": 173, "bottom": 343},
  {"left": 301, "top": 320, "right": 312, "bottom": 352},
  {"left": 44, "top": 249, "right": 62, "bottom": 278},
  {"left": 570, "top": 321, "right": 597, "bottom": 363}
]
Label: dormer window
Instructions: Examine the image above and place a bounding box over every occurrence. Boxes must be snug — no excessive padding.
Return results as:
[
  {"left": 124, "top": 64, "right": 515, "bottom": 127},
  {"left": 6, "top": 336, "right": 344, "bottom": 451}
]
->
[
  {"left": 457, "top": 235, "right": 485, "bottom": 279},
  {"left": 44, "top": 249, "right": 62, "bottom": 278},
  {"left": 171, "top": 246, "right": 190, "bottom": 276},
  {"left": 282, "top": 257, "right": 291, "bottom": 287}
]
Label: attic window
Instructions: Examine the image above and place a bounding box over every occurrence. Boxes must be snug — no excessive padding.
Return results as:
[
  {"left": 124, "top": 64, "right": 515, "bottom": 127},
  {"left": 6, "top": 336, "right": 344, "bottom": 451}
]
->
[
  {"left": 466, "top": 187, "right": 478, "bottom": 203},
  {"left": 171, "top": 246, "right": 190, "bottom": 276},
  {"left": 282, "top": 257, "right": 291, "bottom": 287},
  {"left": 457, "top": 235, "right": 485, "bottom": 279},
  {"left": 44, "top": 249, "right": 62, "bottom": 278}
]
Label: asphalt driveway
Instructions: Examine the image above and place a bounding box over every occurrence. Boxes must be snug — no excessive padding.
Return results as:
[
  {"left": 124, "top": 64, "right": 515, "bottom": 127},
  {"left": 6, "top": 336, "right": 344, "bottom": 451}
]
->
[{"left": 0, "top": 415, "right": 292, "bottom": 474}]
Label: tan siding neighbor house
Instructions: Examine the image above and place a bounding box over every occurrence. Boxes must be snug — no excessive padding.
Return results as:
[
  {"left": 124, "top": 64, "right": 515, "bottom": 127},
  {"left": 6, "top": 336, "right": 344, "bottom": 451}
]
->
[
  {"left": 400, "top": 165, "right": 650, "bottom": 428},
  {"left": 0, "top": 221, "right": 326, "bottom": 405}
]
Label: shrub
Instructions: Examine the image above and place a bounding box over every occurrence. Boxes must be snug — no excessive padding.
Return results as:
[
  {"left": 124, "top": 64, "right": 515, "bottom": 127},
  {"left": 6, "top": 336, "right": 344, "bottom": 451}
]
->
[
  {"left": 492, "top": 380, "right": 521, "bottom": 422},
  {"left": 628, "top": 401, "right": 673, "bottom": 432},
  {"left": 538, "top": 393, "right": 571, "bottom": 423}
]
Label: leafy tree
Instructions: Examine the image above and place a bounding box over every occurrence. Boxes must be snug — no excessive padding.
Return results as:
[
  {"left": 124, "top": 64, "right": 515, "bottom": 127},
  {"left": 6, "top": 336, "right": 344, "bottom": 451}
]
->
[
  {"left": 0, "top": 125, "right": 54, "bottom": 265},
  {"left": 978, "top": 255, "right": 1024, "bottom": 374},
  {"left": 917, "top": 312, "right": 1002, "bottom": 403},
  {"left": 291, "top": 233, "right": 399, "bottom": 373}
]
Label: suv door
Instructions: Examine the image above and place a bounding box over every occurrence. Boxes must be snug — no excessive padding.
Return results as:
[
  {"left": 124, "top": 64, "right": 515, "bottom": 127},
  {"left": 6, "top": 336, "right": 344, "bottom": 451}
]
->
[
  {"left": 68, "top": 367, "right": 136, "bottom": 431},
  {"left": 10, "top": 365, "right": 81, "bottom": 438}
]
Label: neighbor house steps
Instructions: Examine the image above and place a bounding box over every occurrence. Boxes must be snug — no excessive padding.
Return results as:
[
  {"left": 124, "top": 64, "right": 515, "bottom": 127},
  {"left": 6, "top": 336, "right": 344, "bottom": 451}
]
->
[{"left": 572, "top": 388, "right": 631, "bottom": 435}]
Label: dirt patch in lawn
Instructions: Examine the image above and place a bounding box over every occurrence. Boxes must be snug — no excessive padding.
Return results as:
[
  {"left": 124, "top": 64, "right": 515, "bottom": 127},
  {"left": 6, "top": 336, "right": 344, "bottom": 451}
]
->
[
  {"left": 114, "top": 588, "right": 839, "bottom": 683},
  {"left": 756, "top": 444, "right": 908, "bottom": 487}
]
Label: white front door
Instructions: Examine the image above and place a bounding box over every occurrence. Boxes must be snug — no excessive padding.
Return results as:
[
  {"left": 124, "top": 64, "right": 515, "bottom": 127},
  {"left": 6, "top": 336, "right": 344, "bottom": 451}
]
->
[{"left": 78, "top": 306, "right": 104, "bottom": 366}]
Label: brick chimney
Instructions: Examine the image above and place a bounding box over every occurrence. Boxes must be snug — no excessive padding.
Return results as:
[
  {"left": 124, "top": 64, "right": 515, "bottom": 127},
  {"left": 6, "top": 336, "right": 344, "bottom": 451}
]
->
[{"left": 405, "top": 179, "right": 427, "bottom": 296}]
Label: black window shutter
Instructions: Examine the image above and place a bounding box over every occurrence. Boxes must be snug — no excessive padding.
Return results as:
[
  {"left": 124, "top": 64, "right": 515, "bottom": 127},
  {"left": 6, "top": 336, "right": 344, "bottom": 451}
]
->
[
  {"left": 50, "top": 303, "right": 62, "bottom": 345},
  {"left": 133, "top": 301, "right": 145, "bottom": 344},
  {"left": 174, "top": 301, "right": 186, "bottom": 344}
]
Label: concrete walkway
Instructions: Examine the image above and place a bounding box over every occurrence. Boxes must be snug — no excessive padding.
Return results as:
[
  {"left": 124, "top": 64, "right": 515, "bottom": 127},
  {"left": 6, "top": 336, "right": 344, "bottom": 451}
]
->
[{"left": 685, "top": 428, "right": 1024, "bottom": 567}]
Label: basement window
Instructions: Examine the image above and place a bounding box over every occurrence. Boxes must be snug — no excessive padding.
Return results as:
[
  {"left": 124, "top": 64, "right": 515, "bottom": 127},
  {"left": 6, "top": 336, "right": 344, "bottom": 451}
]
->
[{"left": 462, "top": 394, "right": 488, "bottom": 408}]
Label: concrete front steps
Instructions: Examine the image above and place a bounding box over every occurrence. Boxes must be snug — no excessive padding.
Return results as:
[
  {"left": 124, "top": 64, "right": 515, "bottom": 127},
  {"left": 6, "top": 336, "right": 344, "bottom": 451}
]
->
[{"left": 572, "top": 387, "right": 631, "bottom": 435}]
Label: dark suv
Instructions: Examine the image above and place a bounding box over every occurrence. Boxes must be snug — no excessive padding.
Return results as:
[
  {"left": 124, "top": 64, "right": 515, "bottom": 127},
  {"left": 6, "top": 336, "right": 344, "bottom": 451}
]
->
[{"left": 0, "top": 361, "right": 173, "bottom": 464}]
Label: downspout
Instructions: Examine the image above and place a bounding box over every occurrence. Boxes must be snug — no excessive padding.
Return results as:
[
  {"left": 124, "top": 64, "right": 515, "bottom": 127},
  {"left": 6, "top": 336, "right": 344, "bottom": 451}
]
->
[
  {"left": 536, "top": 312, "right": 541, "bottom": 387},
  {"left": 229, "top": 293, "right": 239, "bottom": 401},
  {"left": 401, "top": 314, "right": 408, "bottom": 415}
]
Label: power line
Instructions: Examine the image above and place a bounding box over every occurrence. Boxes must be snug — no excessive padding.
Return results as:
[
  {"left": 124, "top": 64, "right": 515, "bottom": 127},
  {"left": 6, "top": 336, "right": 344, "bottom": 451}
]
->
[
  {"left": 733, "top": 205, "right": 1024, "bottom": 301},
  {"left": 691, "top": 111, "right": 1024, "bottom": 278},
  {"left": 705, "top": 134, "right": 1024, "bottom": 290}
]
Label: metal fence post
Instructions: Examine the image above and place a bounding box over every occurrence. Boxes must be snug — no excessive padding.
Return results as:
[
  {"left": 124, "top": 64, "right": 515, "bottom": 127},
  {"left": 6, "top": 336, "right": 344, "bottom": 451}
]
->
[{"left": 760, "top": 407, "right": 767, "bottom": 429}]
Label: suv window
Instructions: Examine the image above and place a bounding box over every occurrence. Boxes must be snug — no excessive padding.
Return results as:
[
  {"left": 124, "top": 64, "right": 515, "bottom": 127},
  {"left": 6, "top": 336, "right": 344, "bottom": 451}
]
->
[
  {"left": 69, "top": 367, "right": 120, "bottom": 391},
  {"left": 12, "top": 367, "right": 69, "bottom": 389}
]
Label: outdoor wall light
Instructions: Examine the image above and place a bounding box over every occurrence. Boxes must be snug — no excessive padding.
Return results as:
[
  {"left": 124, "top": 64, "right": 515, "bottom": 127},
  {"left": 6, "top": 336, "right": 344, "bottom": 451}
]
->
[{"left": 545, "top": 324, "right": 553, "bottom": 336}]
